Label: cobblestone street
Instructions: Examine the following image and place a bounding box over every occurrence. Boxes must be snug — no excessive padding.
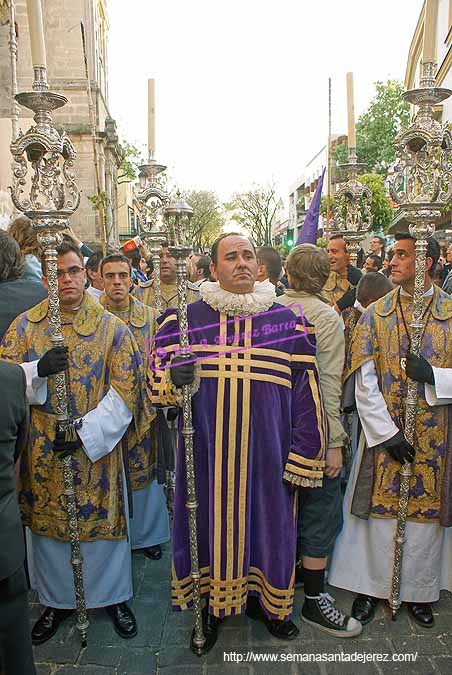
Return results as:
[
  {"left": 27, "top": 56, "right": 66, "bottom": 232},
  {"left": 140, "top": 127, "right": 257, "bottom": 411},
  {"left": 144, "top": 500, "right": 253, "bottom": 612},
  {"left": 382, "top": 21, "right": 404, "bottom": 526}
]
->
[{"left": 32, "top": 544, "right": 452, "bottom": 675}]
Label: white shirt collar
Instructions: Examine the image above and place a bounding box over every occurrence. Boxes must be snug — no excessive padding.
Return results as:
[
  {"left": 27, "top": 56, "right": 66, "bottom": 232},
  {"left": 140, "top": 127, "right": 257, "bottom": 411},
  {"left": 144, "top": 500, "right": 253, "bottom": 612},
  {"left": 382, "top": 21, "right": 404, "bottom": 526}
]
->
[
  {"left": 353, "top": 299, "right": 366, "bottom": 314},
  {"left": 399, "top": 284, "right": 434, "bottom": 298},
  {"left": 200, "top": 280, "right": 276, "bottom": 316}
]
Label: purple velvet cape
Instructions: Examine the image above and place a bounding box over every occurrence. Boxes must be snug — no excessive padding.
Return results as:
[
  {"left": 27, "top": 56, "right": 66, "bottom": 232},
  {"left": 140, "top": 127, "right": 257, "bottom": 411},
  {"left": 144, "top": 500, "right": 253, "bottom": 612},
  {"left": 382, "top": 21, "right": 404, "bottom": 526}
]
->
[{"left": 149, "top": 300, "right": 326, "bottom": 620}]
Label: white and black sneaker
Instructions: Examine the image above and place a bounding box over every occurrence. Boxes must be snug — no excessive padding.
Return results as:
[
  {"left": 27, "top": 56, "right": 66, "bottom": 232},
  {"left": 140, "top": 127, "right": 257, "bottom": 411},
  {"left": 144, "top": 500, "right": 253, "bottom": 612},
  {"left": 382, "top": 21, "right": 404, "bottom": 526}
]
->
[{"left": 301, "top": 593, "right": 362, "bottom": 638}]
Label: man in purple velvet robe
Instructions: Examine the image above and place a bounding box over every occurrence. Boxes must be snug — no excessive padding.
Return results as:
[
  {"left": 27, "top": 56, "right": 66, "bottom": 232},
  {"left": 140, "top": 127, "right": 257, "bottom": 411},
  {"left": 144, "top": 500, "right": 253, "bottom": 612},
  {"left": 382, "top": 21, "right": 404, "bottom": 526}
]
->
[{"left": 148, "top": 233, "right": 326, "bottom": 655}]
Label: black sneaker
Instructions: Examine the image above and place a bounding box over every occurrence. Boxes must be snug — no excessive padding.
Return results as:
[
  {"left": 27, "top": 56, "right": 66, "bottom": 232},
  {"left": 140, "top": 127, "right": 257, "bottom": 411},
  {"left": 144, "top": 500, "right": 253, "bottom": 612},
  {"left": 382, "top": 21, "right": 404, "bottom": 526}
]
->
[{"left": 301, "top": 593, "right": 362, "bottom": 638}]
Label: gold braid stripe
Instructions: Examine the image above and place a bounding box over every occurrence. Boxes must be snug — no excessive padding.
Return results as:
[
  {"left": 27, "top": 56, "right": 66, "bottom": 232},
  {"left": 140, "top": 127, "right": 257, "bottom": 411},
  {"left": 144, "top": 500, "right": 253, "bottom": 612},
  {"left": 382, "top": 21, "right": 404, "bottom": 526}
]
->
[
  {"left": 199, "top": 369, "right": 291, "bottom": 389},
  {"left": 285, "top": 463, "right": 324, "bottom": 479},
  {"left": 287, "top": 452, "right": 325, "bottom": 468}
]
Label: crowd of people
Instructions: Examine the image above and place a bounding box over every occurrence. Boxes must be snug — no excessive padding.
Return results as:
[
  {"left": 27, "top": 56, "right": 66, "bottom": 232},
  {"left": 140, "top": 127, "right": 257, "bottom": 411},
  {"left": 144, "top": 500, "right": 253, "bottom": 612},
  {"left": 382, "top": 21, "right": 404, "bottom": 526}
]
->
[{"left": 1, "top": 217, "right": 452, "bottom": 673}]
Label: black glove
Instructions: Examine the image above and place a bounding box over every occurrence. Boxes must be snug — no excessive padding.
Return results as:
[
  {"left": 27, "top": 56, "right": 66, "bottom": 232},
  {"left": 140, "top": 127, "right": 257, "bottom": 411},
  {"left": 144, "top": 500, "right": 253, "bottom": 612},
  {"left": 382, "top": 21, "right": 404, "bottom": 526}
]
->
[
  {"left": 336, "top": 287, "right": 356, "bottom": 312},
  {"left": 52, "top": 426, "right": 82, "bottom": 459},
  {"left": 383, "top": 430, "right": 415, "bottom": 464},
  {"left": 37, "top": 346, "right": 68, "bottom": 377},
  {"left": 170, "top": 354, "right": 196, "bottom": 388},
  {"left": 166, "top": 407, "right": 180, "bottom": 422},
  {"left": 347, "top": 265, "right": 362, "bottom": 286},
  {"left": 405, "top": 352, "right": 435, "bottom": 385}
]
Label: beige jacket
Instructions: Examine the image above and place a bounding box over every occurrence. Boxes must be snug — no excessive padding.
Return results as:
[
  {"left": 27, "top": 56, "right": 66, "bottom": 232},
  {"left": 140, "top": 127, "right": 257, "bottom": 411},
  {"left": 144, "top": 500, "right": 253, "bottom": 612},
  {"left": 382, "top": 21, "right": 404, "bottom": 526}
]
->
[{"left": 279, "top": 290, "right": 347, "bottom": 450}]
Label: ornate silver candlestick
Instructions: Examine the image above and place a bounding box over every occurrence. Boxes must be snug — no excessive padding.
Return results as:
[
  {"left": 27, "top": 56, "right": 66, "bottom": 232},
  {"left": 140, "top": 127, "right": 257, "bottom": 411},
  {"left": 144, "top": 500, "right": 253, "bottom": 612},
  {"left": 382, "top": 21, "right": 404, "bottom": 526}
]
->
[
  {"left": 137, "top": 159, "right": 170, "bottom": 313},
  {"left": 9, "top": 64, "right": 88, "bottom": 646},
  {"left": 165, "top": 195, "right": 205, "bottom": 654},
  {"left": 332, "top": 149, "right": 373, "bottom": 266},
  {"left": 388, "top": 60, "right": 452, "bottom": 619}
]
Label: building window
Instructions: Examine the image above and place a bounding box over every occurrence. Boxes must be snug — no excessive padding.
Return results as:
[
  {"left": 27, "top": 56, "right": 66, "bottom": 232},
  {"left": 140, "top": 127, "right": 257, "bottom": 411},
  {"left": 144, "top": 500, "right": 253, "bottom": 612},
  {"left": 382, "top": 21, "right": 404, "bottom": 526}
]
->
[{"left": 128, "top": 207, "right": 137, "bottom": 235}]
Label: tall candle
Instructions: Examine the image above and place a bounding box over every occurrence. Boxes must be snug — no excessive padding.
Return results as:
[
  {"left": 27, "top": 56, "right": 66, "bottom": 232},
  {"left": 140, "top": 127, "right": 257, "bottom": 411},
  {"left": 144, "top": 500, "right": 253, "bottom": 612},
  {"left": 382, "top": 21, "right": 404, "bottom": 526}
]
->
[
  {"left": 423, "top": 0, "right": 438, "bottom": 64},
  {"left": 26, "top": 0, "right": 46, "bottom": 68},
  {"left": 346, "top": 72, "right": 356, "bottom": 149},
  {"left": 148, "top": 79, "right": 155, "bottom": 158}
]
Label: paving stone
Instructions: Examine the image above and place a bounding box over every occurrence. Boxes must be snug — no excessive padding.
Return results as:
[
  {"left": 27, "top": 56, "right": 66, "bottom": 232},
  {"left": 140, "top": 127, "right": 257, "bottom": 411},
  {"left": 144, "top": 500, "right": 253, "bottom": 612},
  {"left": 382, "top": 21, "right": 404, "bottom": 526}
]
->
[
  {"left": 33, "top": 640, "right": 81, "bottom": 665},
  {"left": 35, "top": 666, "right": 52, "bottom": 675},
  {"left": 377, "top": 657, "right": 435, "bottom": 674},
  {"left": 118, "top": 647, "right": 158, "bottom": 674},
  {"left": 205, "top": 667, "right": 250, "bottom": 675},
  {"left": 78, "top": 644, "right": 123, "bottom": 667},
  {"left": 55, "top": 667, "right": 117, "bottom": 675},
  {"left": 431, "top": 655, "right": 452, "bottom": 674},
  {"left": 158, "top": 645, "right": 210, "bottom": 667},
  {"left": 323, "top": 657, "right": 380, "bottom": 675},
  {"left": 392, "top": 636, "right": 446, "bottom": 656},
  {"left": 337, "top": 638, "right": 394, "bottom": 654},
  {"left": 161, "top": 625, "right": 192, "bottom": 647},
  {"left": 158, "top": 667, "right": 204, "bottom": 675},
  {"left": 435, "top": 591, "right": 452, "bottom": 615}
]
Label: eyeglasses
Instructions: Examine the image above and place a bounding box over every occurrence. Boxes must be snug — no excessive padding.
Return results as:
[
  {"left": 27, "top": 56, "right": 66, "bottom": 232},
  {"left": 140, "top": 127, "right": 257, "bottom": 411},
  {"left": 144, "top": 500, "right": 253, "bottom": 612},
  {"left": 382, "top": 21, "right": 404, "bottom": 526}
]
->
[{"left": 56, "top": 266, "right": 85, "bottom": 280}]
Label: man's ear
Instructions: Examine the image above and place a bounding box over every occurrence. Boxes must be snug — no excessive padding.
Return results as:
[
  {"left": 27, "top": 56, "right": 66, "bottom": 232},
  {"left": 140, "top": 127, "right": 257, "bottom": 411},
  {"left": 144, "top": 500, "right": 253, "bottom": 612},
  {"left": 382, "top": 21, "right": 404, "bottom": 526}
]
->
[
  {"left": 425, "top": 256, "right": 434, "bottom": 276},
  {"left": 42, "top": 276, "right": 48, "bottom": 290}
]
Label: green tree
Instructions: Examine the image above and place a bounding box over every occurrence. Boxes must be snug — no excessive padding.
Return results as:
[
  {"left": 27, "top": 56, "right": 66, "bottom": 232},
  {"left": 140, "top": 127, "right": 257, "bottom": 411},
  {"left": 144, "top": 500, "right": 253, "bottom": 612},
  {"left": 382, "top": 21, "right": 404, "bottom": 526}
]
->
[
  {"left": 117, "top": 141, "right": 144, "bottom": 184},
  {"left": 332, "top": 142, "right": 349, "bottom": 166},
  {"left": 331, "top": 81, "right": 410, "bottom": 175},
  {"left": 183, "top": 189, "right": 225, "bottom": 252},
  {"left": 320, "top": 174, "right": 392, "bottom": 231},
  {"left": 356, "top": 80, "right": 410, "bottom": 173},
  {"left": 360, "top": 173, "right": 393, "bottom": 231},
  {"left": 229, "top": 183, "right": 280, "bottom": 245}
]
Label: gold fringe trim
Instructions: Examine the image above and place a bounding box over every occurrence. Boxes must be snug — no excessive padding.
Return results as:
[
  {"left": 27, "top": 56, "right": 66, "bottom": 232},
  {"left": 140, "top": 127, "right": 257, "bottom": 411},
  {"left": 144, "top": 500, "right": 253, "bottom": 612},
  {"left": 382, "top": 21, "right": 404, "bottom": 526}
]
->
[{"left": 283, "top": 470, "right": 322, "bottom": 488}]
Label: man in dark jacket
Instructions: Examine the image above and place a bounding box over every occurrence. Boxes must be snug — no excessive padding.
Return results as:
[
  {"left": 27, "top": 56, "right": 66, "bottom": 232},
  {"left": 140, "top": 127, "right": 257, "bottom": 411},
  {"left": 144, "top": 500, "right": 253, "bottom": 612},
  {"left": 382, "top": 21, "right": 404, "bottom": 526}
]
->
[
  {"left": 0, "top": 361, "right": 36, "bottom": 675},
  {"left": 0, "top": 231, "right": 46, "bottom": 341}
]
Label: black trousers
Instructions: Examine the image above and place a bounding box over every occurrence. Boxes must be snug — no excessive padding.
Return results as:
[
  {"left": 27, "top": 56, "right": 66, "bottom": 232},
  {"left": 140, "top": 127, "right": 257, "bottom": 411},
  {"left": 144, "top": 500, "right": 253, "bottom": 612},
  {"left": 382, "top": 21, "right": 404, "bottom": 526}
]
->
[{"left": 0, "top": 566, "right": 36, "bottom": 675}]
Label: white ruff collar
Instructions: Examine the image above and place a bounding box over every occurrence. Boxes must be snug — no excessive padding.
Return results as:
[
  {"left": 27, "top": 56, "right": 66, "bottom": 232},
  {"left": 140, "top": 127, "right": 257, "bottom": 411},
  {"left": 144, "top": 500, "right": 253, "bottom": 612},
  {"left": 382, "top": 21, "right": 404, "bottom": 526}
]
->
[{"left": 200, "top": 280, "right": 276, "bottom": 316}]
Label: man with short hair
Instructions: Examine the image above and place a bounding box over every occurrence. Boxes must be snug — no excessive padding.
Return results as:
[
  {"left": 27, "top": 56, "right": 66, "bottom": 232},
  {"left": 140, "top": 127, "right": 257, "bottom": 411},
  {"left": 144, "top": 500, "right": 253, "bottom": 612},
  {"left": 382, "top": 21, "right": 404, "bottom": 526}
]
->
[
  {"left": 355, "top": 272, "right": 393, "bottom": 314},
  {"left": 101, "top": 254, "right": 170, "bottom": 561},
  {"left": 324, "top": 235, "right": 362, "bottom": 348},
  {"left": 330, "top": 233, "right": 452, "bottom": 629},
  {"left": 368, "top": 235, "right": 385, "bottom": 260},
  {"left": 256, "top": 246, "right": 284, "bottom": 296},
  {"left": 134, "top": 243, "right": 198, "bottom": 311},
  {"left": 85, "top": 250, "right": 104, "bottom": 302},
  {"left": 363, "top": 254, "right": 382, "bottom": 274},
  {"left": 279, "top": 244, "right": 360, "bottom": 638},
  {"left": 324, "top": 235, "right": 362, "bottom": 312},
  {"left": 1, "top": 242, "right": 145, "bottom": 643},
  {"left": 0, "top": 231, "right": 47, "bottom": 341},
  {"left": 149, "top": 232, "right": 327, "bottom": 654},
  {"left": 189, "top": 253, "right": 211, "bottom": 288},
  {"left": 442, "top": 243, "right": 452, "bottom": 293}
]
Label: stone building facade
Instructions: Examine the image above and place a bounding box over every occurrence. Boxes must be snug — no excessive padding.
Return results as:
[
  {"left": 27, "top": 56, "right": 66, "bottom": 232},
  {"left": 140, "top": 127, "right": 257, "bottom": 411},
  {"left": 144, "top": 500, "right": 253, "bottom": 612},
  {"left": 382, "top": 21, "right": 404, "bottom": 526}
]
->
[{"left": 0, "top": 0, "right": 120, "bottom": 246}]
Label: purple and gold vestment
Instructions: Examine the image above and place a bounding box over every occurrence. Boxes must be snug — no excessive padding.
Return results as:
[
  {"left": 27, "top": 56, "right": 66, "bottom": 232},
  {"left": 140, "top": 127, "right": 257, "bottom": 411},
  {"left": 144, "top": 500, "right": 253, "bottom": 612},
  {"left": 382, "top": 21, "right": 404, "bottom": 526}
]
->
[
  {"left": 148, "top": 299, "right": 326, "bottom": 620},
  {"left": 0, "top": 292, "right": 145, "bottom": 542}
]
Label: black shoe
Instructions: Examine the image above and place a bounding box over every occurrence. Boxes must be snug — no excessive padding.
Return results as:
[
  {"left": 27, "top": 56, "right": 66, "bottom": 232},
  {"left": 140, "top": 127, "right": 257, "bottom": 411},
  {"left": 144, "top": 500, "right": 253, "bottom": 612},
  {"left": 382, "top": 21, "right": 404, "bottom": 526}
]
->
[
  {"left": 190, "top": 606, "right": 222, "bottom": 656},
  {"left": 302, "top": 593, "right": 362, "bottom": 637},
  {"left": 351, "top": 594, "right": 379, "bottom": 625},
  {"left": 143, "top": 544, "right": 162, "bottom": 560},
  {"left": 246, "top": 596, "right": 299, "bottom": 640},
  {"left": 406, "top": 602, "right": 434, "bottom": 628},
  {"left": 105, "top": 603, "right": 137, "bottom": 639},
  {"left": 31, "top": 607, "right": 74, "bottom": 645}
]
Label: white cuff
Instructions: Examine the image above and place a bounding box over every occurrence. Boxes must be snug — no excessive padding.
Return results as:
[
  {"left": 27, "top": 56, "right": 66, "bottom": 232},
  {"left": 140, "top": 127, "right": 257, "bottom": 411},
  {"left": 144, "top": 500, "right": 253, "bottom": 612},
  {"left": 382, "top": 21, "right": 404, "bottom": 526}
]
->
[
  {"left": 77, "top": 387, "right": 132, "bottom": 463},
  {"left": 356, "top": 360, "right": 399, "bottom": 447},
  {"left": 425, "top": 367, "right": 452, "bottom": 406},
  {"left": 20, "top": 360, "right": 48, "bottom": 405}
]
